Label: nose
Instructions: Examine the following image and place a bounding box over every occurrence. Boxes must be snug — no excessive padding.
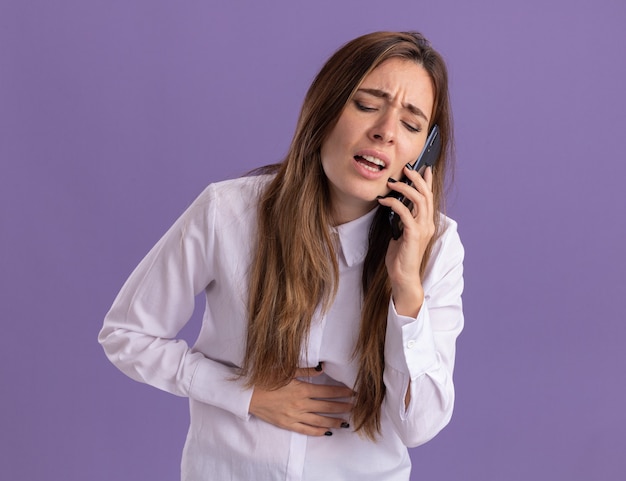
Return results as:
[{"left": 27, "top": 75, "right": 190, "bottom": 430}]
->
[{"left": 368, "top": 111, "right": 397, "bottom": 144}]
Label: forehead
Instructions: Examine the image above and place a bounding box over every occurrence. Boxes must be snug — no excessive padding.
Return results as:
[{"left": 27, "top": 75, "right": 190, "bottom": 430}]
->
[
  {"left": 359, "top": 58, "right": 433, "bottom": 99},
  {"left": 355, "top": 58, "right": 435, "bottom": 120}
]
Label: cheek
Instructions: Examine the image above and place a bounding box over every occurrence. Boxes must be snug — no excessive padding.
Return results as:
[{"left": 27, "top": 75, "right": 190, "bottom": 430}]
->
[
  {"left": 320, "top": 128, "right": 347, "bottom": 171},
  {"left": 389, "top": 165, "right": 406, "bottom": 183},
  {"left": 397, "top": 143, "right": 416, "bottom": 165},
  {"left": 320, "top": 144, "right": 339, "bottom": 183},
  {"left": 323, "top": 112, "right": 355, "bottom": 151},
  {"left": 391, "top": 145, "right": 421, "bottom": 180},
  {"left": 320, "top": 141, "right": 332, "bottom": 173},
  {"left": 403, "top": 134, "right": 429, "bottom": 165}
]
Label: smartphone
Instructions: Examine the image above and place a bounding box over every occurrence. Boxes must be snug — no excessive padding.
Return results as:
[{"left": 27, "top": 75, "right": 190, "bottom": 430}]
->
[{"left": 385, "top": 124, "right": 441, "bottom": 240}]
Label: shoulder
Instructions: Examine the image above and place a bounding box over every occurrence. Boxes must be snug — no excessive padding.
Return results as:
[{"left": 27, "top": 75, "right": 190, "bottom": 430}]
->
[
  {"left": 184, "top": 174, "right": 273, "bottom": 220},
  {"left": 181, "top": 174, "right": 273, "bottom": 239},
  {"left": 196, "top": 174, "right": 273, "bottom": 206}
]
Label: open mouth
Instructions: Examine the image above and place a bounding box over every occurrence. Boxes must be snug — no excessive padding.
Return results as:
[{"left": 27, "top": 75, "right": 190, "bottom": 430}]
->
[{"left": 354, "top": 154, "right": 386, "bottom": 172}]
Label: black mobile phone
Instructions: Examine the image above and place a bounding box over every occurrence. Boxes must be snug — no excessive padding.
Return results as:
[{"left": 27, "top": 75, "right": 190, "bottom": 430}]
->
[{"left": 386, "top": 124, "right": 441, "bottom": 240}]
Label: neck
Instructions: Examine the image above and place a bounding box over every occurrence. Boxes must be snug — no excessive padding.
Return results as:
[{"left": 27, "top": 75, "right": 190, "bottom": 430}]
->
[{"left": 330, "top": 199, "right": 377, "bottom": 226}]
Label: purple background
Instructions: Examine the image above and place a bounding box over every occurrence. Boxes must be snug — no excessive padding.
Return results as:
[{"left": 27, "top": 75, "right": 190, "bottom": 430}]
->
[{"left": 2, "top": 1, "right": 625, "bottom": 479}]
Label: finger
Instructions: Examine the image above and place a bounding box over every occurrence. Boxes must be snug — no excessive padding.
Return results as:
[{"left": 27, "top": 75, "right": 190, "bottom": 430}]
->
[
  {"left": 305, "top": 380, "right": 354, "bottom": 396},
  {"left": 423, "top": 165, "right": 434, "bottom": 189},
  {"left": 403, "top": 165, "right": 432, "bottom": 195},
  {"left": 413, "top": 167, "right": 434, "bottom": 219},
  {"left": 274, "top": 418, "right": 330, "bottom": 436},
  {"left": 300, "top": 413, "right": 351, "bottom": 430},
  {"left": 385, "top": 174, "right": 425, "bottom": 203},
  {"left": 304, "top": 395, "right": 353, "bottom": 412},
  {"left": 380, "top": 180, "right": 424, "bottom": 220},
  {"left": 376, "top": 196, "right": 414, "bottom": 233},
  {"left": 289, "top": 422, "right": 339, "bottom": 437},
  {"left": 401, "top": 166, "right": 434, "bottom": 218},
  {"left": 379, "top": 183, "right": 416, "bottom": 214}
]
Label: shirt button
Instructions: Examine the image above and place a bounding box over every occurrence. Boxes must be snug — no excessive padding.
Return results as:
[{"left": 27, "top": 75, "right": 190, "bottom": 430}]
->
[{"left": 407, "top": 340, "right": 416, "bottom": 349}]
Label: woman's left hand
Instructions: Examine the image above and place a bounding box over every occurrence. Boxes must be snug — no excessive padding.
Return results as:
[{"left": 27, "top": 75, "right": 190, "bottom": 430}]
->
[{"left": 377, "top": 165, "right": 436, "bottom": 318}]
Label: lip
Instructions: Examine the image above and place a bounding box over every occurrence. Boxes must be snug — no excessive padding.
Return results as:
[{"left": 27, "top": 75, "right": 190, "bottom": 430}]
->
[
  {"left": 352, "top": 149, "right": 391, "bottom": 179},
  {"left": 354, "top": 149, "right": 391, "bottom": 167}
]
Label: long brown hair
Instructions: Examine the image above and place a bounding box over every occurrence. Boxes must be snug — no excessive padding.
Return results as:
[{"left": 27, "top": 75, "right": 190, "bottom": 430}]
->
[{"left": 242, "top": 31, "right": 454, "bottom": 439}]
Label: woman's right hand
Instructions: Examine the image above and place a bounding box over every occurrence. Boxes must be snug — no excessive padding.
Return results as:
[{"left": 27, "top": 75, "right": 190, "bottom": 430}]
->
[{"left": 249, "top": 364, "right": 354, "bottom": 436}]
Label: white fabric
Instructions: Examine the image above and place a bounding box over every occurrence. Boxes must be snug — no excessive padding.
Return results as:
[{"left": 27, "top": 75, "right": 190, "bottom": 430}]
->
[{"left": 98, "top": 174, "right": 464, "bottom": 481}]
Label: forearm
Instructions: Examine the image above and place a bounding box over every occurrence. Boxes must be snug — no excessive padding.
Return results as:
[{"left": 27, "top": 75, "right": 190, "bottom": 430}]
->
[
  {"left": 382, "top": 299, "right": 456, "bottom": 443},
  {"left": 383, "top": 341, "right": 456, "bottom": 447}
]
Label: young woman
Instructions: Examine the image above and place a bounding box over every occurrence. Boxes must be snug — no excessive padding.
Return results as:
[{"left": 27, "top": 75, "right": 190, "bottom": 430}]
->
[{"left": 99, "top": 31, "right": 464, "bottom": 480}]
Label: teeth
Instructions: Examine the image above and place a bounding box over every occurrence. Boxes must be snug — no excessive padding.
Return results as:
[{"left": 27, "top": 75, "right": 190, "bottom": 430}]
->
[
  {"left": 360, "top": 162, "right": 380, "bottom": 173},
  {"left": 360, "top": 155, "right": 386, "bottom": 168}
]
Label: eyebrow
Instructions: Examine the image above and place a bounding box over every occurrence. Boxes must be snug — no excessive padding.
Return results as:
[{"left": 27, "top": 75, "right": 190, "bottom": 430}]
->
[{"left": 357, "top": 88, "right": 430, "bottom": 122}]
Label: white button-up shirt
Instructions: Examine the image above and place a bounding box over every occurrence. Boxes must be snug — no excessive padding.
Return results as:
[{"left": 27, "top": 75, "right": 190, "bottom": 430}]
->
[{"left": 99, "top": 174, "right": 464, "bottom": 480}]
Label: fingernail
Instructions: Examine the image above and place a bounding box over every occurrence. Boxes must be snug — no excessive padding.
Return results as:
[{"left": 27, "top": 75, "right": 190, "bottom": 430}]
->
[
  {"left": 388, "top": 177, "right": 397, "bottom": 183},
  {"left": 314, "top": 362, "right": 323, "bottom": 372},
  {"left": 405, "top": 163, "right": 413, "bottom": 169},
  {"left": 340, "top": 422, "right": 350, "bottom": 429},
  {"left": 324, "top": 431, "right": 333, "bottom": 436},
  {"left": 376, "top": 195, "right": 384, "bottom": 200}
]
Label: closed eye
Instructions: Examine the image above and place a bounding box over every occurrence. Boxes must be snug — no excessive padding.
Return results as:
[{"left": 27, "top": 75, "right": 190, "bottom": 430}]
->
[
  {"left": 354, "top": 98, "right": 422, "bottom": 132},
  {"left": 403, "top": 121, "right": 422, "bottom": 133},
  {"left": 354, "top": 100, "right": 376, "bottom": 112}
]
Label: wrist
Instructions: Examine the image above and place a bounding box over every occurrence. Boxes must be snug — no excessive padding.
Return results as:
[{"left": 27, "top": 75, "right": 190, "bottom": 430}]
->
[{"left": 392, "top": 286, "right": 424, "bottom": 318}]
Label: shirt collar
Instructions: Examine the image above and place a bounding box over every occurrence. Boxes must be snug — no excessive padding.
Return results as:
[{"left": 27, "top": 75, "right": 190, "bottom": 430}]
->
[{"left": 332, "top": 208, "right": 378, "bottom": 267}]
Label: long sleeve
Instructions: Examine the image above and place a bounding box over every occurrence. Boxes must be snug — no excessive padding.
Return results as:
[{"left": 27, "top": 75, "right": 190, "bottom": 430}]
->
[
  {"left": 98, "top": 183, "right": 255, "bottom": 420},
  {"left": 382, "top": 217, "right": 464, "bottom": 447},
  {"left": 98, "top": 182, "right": 465, "bottom": 480}
]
